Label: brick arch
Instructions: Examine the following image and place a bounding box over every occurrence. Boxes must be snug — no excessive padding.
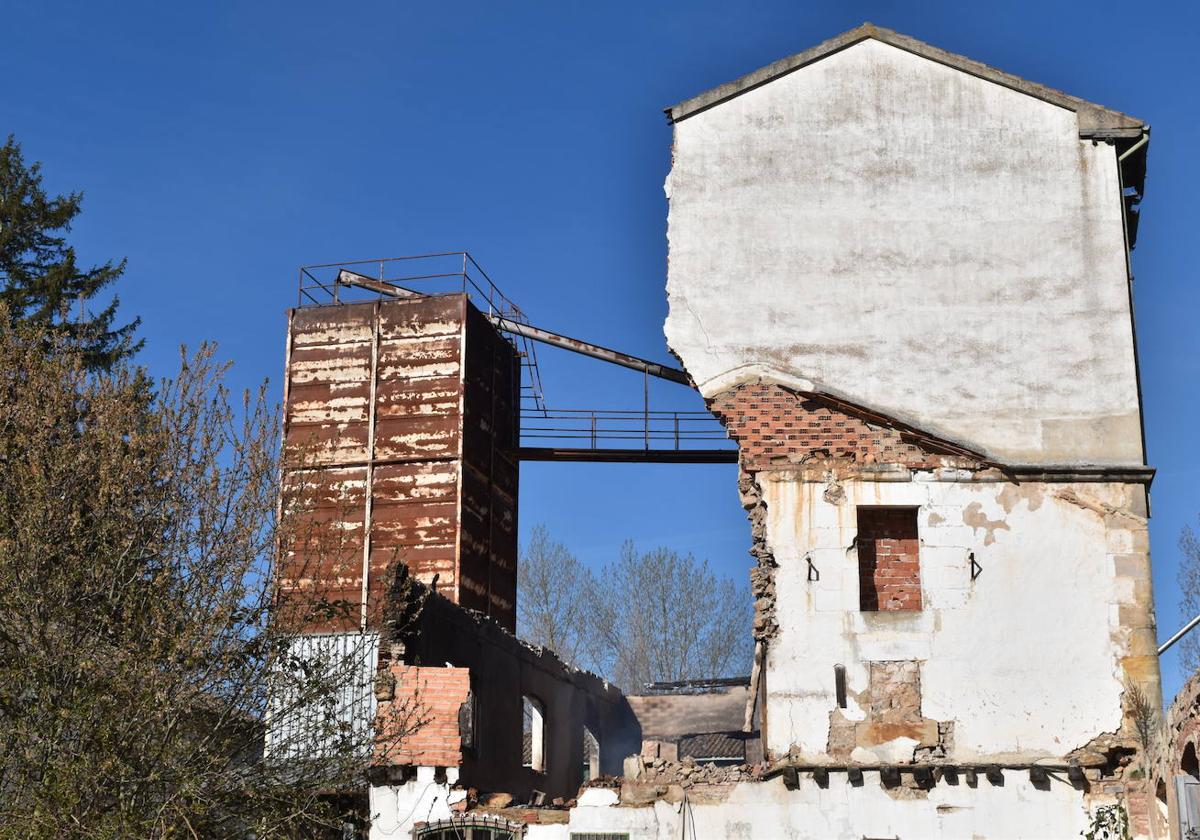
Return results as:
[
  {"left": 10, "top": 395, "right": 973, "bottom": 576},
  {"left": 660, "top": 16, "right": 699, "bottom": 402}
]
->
[{"left": 1182, "top": 740, "right": 1199, "bottom": 778}]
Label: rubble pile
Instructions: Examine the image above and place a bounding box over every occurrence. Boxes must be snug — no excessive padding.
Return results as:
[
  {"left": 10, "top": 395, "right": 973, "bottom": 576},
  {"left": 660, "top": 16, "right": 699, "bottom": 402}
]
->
[{"left": 635, "top": 755, "right": 761, "bottom": 786}]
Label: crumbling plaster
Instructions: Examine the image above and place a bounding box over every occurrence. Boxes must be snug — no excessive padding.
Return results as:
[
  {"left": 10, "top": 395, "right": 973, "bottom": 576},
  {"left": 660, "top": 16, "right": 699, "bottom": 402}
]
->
[
  {"left": 369, "top": 770, "right": 465, "bottom": 839},
  {"left": 663, "top": 37, "right": 1141, "bottom": 464},
  {"left": 760, "top": 472, "right": 1158, "bottom": 762}
]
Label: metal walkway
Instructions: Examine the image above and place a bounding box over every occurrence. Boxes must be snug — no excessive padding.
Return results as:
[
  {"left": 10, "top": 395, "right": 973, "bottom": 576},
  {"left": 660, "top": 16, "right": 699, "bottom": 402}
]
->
[{"left": 298, "top": 254, "right": 738, "bottom": 465}]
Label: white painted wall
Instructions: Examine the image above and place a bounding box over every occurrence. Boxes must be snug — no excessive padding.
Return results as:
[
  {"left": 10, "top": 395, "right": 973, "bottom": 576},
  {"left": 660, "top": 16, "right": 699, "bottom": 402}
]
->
[
  {"left": 664, "top": 38, "right": 1140, "bottom": 464},
  {"left": 373, "top": 771, "right": 1118, "bottom": 839},
  {"left": 369, "top": 767, "right": 463, "bottom": 840},
  {"left": 761, "top": 474, "right": 1149, "bottom": 761},
  {"left": 528, "top": 775, "right": 1101, "bottom": 839}
]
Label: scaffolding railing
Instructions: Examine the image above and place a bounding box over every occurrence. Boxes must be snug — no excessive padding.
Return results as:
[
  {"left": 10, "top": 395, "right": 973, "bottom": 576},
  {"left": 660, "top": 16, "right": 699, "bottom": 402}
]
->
[
  {"left": 296, "top": 253, "right": 735, "bottom": 461},
  {"left": 297, "top": 252, "right": 547, "bottom": 413},
  {"left": 520, "top": 408, "right": 732, "bottom": 453}
]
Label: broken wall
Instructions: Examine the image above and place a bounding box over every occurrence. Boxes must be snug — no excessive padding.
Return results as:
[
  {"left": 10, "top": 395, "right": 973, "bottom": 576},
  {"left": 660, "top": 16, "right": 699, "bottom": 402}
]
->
[
  {"left": 373, "top": 577, "right": 641, "bottom": 803},
  {"left": 661, "top": 30, "right": 1159, "bottom": 833},
  {"left": 518, "top": 777, "right": 1107, "bottom": 839},
  {"left": 760, "top": 468, "right": 1157, "bottom": 762}
]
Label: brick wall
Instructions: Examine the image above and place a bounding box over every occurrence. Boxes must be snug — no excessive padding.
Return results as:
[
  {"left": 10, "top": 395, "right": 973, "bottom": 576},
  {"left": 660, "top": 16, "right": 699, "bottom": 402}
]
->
[
  {"left": 856, "top": 507, "right": 922, "bottom": 611},
  {"left": 375, "top": 664, "right": 471, "bottom": 768},
  {"left": 707, "top": 383, "right": 971, "bottom": 471}
]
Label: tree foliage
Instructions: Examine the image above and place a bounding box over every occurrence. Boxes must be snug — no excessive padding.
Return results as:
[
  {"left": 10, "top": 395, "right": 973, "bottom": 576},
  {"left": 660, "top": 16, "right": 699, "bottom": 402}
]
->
[
  {"left": 592, "top": 542, "right": 754, "bottom": 691},
  {"left": 1178, "top": 522, "right": 1200, "bottom": 674},
  {"left": 517, "top": 528, "right": 753, "bottom": 692},
  {"left": 516, "top": 525, "right": 595, "bottom": 670},
  {"left": 0, "top": 135, "right": 140, "bottom": 369},
  {"left": 0, "top": 315, "right": 413, "bottom": 838}
]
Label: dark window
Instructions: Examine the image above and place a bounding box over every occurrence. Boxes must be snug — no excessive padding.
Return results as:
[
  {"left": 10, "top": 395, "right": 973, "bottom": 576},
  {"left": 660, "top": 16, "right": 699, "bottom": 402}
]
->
[{"left": 458, "top": 689, "right": 477, "bottom": 754}]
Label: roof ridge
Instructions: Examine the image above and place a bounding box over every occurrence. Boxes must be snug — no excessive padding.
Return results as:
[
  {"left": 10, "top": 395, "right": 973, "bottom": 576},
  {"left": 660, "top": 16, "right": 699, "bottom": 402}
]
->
[{"left": 666, "top": 23, "right": 1144, "bottom": 137}]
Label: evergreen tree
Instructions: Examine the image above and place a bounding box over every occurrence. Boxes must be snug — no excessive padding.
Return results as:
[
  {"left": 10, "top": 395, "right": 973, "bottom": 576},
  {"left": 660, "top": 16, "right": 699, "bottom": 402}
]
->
[{"left": 0, "top": 135, "right": 140, "bottom": 368}]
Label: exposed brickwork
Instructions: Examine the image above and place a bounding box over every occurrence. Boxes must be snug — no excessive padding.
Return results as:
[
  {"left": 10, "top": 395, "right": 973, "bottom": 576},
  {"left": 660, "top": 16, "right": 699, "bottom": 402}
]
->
[
  {"left": 857, "top": 507, "right": 922, "bottom": 612},
  {"left": 1146, "top": 669, "right": 1200, "bottom": 837},
  {"left": 375, "top": 664, "right": 471, "bottom": 768},
  {"left": 707, "top": 383, "right": 972, "bottom": 472}
]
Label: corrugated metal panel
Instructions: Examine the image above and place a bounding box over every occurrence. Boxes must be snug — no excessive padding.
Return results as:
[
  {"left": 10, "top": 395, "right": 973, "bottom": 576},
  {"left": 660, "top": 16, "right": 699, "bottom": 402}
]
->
[
  {"left": 458, "top": 304, "right": 520, "bottom": 628},
  {"left": 265, "top": 632, "right": 379, "bottom": 761},
  {"left": 1177, "top": 774, "right": 1200, "bottom": 837},
  {"left": 279, "top": 295, "right": 519, "bottom": 632}
]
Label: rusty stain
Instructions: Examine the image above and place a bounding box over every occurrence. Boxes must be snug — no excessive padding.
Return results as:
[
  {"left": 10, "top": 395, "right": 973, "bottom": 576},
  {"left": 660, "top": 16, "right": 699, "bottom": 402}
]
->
[
  {"left": 279, "top": 295, "right": 520, "bottom": 633},
  {"left": 997, "top": 482, "right": 1044, "bottom": 514}
]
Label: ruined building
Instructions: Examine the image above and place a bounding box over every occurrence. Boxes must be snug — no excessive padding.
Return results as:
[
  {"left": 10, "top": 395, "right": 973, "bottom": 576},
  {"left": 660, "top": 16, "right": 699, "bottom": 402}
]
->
[{"left": 267, "top": 23, "right": 1184, "bottom": 839}]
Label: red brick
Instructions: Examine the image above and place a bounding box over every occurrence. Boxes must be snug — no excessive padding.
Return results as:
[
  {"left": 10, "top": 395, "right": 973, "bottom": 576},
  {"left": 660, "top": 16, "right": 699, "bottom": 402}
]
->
[
  {"left": 375, "top": 664, "right": 471, "bottom": 767},
  {"left": 708, "top": 384, "right": 974, "bottom": 471},
  {"left": 857, "top": 508, "right": 921, "bottom": 612}
]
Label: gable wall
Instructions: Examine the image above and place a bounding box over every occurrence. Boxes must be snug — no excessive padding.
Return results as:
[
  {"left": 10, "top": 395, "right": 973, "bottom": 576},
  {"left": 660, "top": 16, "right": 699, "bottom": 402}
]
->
[{"left": 664, "top": 38, "right": 1141, "bottom": 465}]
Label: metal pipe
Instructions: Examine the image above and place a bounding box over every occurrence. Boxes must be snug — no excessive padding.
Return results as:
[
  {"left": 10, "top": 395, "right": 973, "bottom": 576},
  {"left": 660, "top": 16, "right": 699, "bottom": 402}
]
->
[
  {"left": 1118, "top": 132, "right": 1149, "bottom": 163},
  {"left": 487, "top": 315, "right": 691, "bottom": 385},
  {"left": 359, "top": 302, "right": 381, "bottom": 631},
  {"left": 1158, "top": 611, "right": 1200, "bottom": 656},
  {"left": 337, "top": 269, "right": 419, "bottom": 299},
  {"left": 643, "top": 368, "right": 650, "bottom": 449}
]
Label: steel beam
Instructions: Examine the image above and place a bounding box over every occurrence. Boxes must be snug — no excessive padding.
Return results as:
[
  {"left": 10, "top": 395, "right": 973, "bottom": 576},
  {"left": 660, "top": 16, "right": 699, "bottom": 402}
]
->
[
  {"left": 487, "top": 316, "right": 691, "bottom": 385},
  {"left": 517, "top": 447, "right": 736, "bottom": 464}
]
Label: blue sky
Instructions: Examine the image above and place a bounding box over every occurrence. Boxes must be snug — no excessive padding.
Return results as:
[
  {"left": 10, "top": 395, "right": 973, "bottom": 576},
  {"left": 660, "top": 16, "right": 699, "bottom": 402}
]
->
[{"left": 5, "top": 1, "right": 1197, "bottom": 698}]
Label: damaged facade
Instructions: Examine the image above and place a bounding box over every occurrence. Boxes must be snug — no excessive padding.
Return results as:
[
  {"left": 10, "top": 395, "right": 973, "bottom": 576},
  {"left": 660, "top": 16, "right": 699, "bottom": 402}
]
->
[
  {"left": 658, "top": 22, "right": 1160, "bottom": 837},
  {"left": 265, "top": 23, "right": 1189, "bottom": 840}
]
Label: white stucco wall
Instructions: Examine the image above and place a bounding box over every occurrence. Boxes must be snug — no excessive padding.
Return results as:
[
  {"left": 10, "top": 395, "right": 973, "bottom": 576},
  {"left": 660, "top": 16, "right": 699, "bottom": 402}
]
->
[
  {"left": 664, "top": 38, "right": 1141, "bottom": 464},
  {"left": 760, "top": 473, "right": 1153, "bottom": 761},
  {"left": 369, "top": 768, "right": 463, "bottom": 840},
  {"left": 525, "top": 776, "right": 1100, "bottom": 839}
]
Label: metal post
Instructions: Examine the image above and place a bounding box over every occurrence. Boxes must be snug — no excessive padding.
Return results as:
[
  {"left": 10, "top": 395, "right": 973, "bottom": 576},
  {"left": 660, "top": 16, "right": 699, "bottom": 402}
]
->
[
  {"left": 359, "top": 302, "right": 382, "bottom": 630},
  {"left": 1159, "top": 611, "right": 1200, "bottom": 656},
  {"left": 590, "top": 415, "right": 597, "bottom": 450},
  {"left": 674, "top": 414, "right": 680, "bottom": 451},
  {"left": 643, "top": 369, "right": 650, "bottom": 450}
]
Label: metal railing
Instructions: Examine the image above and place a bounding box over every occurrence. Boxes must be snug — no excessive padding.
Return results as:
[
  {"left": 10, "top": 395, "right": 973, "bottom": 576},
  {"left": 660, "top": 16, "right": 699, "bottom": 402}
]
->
[
  {"left": 295, "top": 253, "right": 734, "bottom": 458},
  {"left": 297, "top": 253, "right": 547, "bottom": 413},
  {"left": 521, "top": 408, "right": 731, "bottom": 452}
]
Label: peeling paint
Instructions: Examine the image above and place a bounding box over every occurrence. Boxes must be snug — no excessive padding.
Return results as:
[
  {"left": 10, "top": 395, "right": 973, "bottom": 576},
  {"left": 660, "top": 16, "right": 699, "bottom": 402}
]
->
[{"left": 961, "top": 501, "right": 1011, "bottom": 546}]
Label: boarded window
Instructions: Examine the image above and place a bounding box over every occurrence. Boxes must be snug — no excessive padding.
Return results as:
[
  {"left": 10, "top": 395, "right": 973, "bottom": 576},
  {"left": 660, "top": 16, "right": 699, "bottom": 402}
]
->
[{"left": 857, "top": 507, "right": 921, "bottom": 612}]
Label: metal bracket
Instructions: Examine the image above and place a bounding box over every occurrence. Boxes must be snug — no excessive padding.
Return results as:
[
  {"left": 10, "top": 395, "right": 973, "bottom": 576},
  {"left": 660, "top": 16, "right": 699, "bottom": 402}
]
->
[
  {"left": 969, "top": 551, "right": 983, "bottom": 581},
  {"left": 806, "top": 554, "right": 820, "bottom": 582}
]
